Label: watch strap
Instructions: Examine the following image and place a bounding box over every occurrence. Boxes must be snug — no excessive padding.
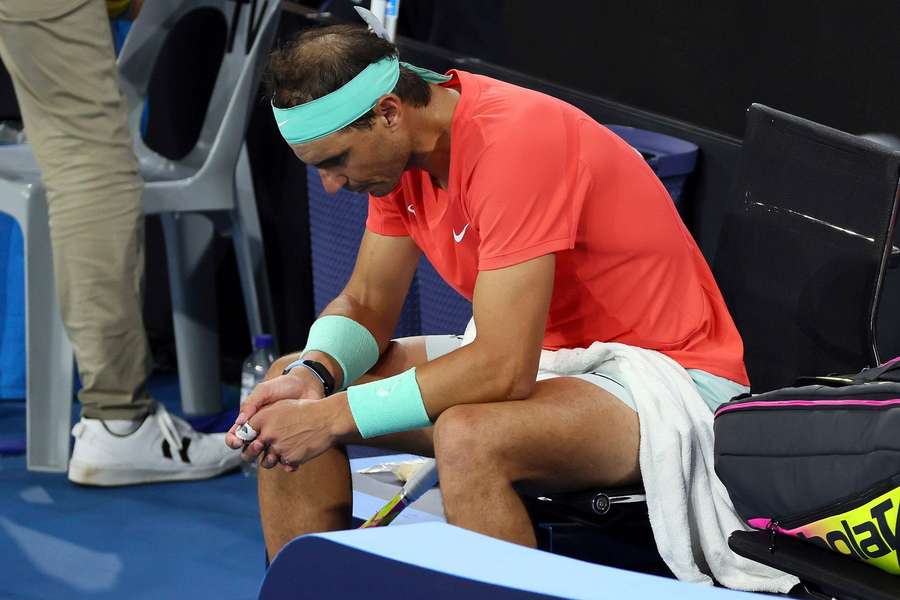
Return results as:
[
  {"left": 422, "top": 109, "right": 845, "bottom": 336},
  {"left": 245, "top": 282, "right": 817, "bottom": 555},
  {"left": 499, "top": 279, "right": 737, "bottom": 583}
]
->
[{"left": 283, "top": 358, "right": 335, "bottom": 397}]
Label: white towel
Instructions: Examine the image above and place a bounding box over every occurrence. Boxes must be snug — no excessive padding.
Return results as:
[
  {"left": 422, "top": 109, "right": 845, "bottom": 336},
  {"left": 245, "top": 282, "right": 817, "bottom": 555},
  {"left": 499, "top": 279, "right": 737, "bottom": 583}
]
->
[{"left": 538, "top": 341, "right": 799, "bottom": 592}]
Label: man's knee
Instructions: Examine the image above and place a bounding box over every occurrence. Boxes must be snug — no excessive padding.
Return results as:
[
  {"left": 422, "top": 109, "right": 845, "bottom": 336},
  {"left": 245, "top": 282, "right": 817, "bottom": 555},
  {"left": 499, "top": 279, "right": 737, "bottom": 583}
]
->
[{"left": 433, "top": 405, "right": 505, "bottom": 476}]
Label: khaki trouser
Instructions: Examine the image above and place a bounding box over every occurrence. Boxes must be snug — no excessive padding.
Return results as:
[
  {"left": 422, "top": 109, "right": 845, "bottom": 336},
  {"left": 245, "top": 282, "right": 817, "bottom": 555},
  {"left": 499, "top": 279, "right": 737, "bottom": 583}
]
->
[{"left": 0, "top": 0, "right": 152, "bottom": 419}]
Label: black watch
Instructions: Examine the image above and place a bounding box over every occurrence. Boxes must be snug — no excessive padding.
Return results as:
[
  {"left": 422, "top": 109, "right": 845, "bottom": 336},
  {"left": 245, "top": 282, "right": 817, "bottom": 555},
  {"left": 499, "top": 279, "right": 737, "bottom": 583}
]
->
[{"left": 283, "top": 359, "right": 336, "bottom": 396}]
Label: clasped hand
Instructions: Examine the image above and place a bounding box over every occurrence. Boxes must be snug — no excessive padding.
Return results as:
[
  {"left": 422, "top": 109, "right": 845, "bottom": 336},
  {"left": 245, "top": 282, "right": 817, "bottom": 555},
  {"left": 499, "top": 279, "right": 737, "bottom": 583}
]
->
[{"left": 224, "top": 371, "right": 352, "bottom": 473}]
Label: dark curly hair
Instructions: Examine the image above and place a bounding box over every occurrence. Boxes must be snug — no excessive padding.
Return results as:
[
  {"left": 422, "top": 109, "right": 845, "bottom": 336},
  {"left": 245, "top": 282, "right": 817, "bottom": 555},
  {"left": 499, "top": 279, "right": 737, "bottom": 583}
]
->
[{"left": 264, "top": 24, "right": 432, "bottom": 130}]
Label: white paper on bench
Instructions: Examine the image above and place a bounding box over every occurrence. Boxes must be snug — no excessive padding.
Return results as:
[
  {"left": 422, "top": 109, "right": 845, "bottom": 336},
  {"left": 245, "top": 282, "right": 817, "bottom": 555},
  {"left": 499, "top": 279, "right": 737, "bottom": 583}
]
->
[{"left": 350, "top": 454, "right": 445, "bottom": 525}]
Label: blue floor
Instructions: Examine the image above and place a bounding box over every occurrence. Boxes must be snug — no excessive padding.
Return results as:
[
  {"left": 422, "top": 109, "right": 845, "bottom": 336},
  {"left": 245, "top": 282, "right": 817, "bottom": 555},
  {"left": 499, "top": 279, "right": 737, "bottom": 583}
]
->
[
  {"left": 0, "top": 373, "right": 680, "bottom": 599},
  {"left": 0, "top": 375, "right": 265, "bottom": 600}
]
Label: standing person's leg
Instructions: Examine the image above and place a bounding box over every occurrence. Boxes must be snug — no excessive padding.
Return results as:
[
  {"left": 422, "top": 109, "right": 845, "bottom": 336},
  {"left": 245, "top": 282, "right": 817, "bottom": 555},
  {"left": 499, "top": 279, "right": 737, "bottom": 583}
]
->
[
  {"left": 0, "top": 0, "right": 150, "bottom": 420},
  {"left": 0, "top": 0, "right": 241, "bottom": 485}
]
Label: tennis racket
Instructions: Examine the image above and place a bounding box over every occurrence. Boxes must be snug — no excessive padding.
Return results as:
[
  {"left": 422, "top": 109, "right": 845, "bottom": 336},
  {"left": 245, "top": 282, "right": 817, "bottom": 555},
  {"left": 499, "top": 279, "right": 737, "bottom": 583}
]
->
[{"left": 359, "top": 458, "right": 439, "bottom": 528}]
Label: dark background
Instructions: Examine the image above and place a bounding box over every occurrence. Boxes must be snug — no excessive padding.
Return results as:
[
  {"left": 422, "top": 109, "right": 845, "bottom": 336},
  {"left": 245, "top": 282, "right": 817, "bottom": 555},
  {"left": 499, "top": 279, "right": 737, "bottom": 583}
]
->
[
  {"left": 309, "top": 0, "right": 900, "bottom": 140},
  {"left": 1, "top": 0, "right": 898, "bottom": 379},
  {"left": 498, "top": 0, "right": 900, "bottom": 139},
  {"left": 6, "top": 1, "right": 897, "bottom": 140}
]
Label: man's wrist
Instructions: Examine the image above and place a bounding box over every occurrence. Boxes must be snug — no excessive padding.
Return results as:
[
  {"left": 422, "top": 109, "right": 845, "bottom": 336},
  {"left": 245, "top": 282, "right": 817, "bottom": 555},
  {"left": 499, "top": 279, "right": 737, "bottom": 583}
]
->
[
  {"left": 283, "top": 362, "right": 326, "bottom": 399},
  {"left": 298, "top": 350, "right": 344, "bottom": 390},
  {"left": 327, "top": 392, "right": 357, "bottom": 441},
  {"left": 284, "top": 359, "right": 335, "bottom": 396}
]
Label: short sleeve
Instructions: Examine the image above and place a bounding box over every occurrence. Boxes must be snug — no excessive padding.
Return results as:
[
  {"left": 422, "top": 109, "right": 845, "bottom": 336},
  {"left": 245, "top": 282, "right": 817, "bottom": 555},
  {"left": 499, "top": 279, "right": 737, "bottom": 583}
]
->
[
  {"left": 365, "top": 189, "right": 408, "bottom": 236},
  {"left": 468, "top": 119, "right": 582, "bottom": 270}
]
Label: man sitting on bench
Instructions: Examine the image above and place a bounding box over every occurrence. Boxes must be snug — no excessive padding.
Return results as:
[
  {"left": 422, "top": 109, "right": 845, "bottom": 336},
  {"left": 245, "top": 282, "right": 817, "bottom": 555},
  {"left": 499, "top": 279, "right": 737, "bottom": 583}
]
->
[{"left": 225, "top": 24, "right": 750, "bottom": 567}]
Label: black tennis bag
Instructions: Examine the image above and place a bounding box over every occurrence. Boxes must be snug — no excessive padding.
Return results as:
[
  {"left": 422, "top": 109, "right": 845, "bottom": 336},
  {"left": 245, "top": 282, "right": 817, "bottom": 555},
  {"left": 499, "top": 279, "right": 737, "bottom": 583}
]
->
[{"left": 713, "top": 358, "right": 900, "bottom": 575}]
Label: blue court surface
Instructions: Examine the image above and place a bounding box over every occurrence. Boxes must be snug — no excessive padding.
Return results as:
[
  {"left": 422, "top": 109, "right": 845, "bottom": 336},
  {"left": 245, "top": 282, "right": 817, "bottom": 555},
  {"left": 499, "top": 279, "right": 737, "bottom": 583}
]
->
[
  {"left": 1, "top": 376, "right": 775, "bottom": 599},
  {"left": 0, "top": 376, "right": 265, "bottom": 600}
]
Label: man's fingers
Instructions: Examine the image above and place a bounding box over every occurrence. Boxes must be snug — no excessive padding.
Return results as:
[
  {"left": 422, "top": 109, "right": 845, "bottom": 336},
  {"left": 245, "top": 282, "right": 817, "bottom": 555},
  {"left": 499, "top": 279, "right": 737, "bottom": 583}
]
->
[
  {"left": 234, "top": 422, "right": 259, "bottom": 443},
  {"left": 234, "top": 381, "right": 278, "bottom": 428},
  {"left": 260, "top": 448, "right": 280, "bottom": 470},
  {"left": 234, "top": 375, "right": 306, "bottom": 427},
  {"left": 236, "top": 381, "right": 276, "bottom": 424},
  {"left": 238, "top": 412, "right": 269, "bottom": 460},
  {"left": 226, "top": 414, "right": 259, "bottom": 450},
  {"left": 241, "top": 439, "right": 266, "bottom": 463}
]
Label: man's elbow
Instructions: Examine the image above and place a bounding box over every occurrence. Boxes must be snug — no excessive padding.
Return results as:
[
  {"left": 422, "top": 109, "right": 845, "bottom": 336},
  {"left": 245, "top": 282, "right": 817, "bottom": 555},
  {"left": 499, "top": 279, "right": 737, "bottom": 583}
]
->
[
  {"left": 507, "top": 376, "right": 536, "bottom": 400},
  {"left": 500, "top": 360, "right": 538, "bottom": 400},
  {"left": 472, "top": 342, "right": 538, "bottom": 400}
]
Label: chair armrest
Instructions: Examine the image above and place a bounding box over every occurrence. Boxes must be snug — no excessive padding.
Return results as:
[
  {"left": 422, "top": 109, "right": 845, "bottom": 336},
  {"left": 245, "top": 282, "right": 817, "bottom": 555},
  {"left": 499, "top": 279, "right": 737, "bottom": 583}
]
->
[{"left": 526, "top": 485, "right": 646, "bottom": 524}]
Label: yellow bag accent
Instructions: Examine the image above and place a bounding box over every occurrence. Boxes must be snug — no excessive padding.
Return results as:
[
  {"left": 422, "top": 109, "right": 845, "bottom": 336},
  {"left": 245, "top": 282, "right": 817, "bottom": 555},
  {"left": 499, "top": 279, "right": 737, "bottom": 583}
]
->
[{"left": 784, "top": 486, "right": 900, "bottom": 575}]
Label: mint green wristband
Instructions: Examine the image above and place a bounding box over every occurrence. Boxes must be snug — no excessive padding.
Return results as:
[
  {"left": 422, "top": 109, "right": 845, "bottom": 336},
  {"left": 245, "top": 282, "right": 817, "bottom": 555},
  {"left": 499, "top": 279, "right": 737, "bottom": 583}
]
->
[
  {"left": 303, "top": 315, "right": 379, "bottom": 390},
  {"left": 347, "top": 368, "right": 431, "bottom": 438}
]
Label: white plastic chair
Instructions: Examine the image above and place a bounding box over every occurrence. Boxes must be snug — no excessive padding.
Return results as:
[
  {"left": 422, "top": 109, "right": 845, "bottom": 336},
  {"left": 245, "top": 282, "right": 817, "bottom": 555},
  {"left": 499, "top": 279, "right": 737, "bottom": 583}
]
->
[
  {"left": 0, "top": 151, "right": 74, "bottom": 472},
  {"left": 0, "top": 0, "right": 281, "bottom": 472}
]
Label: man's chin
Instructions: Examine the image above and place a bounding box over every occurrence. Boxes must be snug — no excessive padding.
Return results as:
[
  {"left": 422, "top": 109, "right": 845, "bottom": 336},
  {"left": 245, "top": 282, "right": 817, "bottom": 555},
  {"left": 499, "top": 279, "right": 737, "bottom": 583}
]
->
[{"left": 369, "top": 180, "right": 402, "bottom": 197}]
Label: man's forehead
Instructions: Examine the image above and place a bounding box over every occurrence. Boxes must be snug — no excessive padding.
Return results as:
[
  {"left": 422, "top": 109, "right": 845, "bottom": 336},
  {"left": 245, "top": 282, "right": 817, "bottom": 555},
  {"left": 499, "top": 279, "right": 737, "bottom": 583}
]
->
[
  {"left": 292, "top": 139, "right": 334, "bottom": 163},
  {"left": 292, "top": 134, "right": 350, "bottom": 165}
]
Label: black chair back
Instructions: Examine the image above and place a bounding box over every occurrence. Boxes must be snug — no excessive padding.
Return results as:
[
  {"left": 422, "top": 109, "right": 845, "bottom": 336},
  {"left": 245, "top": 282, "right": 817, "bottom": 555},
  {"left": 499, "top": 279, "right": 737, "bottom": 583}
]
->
[{"left": 714, "top": 104, "right": 900, "bottom": 392}]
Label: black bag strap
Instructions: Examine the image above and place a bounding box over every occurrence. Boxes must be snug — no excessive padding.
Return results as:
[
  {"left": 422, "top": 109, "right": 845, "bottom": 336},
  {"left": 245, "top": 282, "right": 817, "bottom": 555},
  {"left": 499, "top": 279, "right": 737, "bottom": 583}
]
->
[
  {"left": 793, "top": 358, "right": 900, "bottom": 387},
  {"left": 852, "top": 358, "right": 900, "bottom": 384}
]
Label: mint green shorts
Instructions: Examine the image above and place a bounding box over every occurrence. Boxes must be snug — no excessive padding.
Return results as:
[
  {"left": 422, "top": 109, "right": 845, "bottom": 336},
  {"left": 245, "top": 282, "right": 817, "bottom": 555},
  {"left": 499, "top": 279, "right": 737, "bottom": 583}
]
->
[{"left": 423, "top": 335, "right": 748, "bottom": 413}]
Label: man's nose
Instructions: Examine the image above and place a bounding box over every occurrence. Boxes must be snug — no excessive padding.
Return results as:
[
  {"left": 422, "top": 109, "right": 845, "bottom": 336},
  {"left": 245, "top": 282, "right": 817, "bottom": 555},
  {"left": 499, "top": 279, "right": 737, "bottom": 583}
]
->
[{"left": 318, "top": 170, "right": 347, "bottom": 194}]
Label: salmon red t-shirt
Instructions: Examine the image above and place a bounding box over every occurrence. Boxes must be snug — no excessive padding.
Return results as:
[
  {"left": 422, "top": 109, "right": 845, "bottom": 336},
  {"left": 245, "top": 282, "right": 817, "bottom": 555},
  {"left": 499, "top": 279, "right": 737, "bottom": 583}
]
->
[{"left": 366, "top": 70, "right": 749, "bottom": 385}]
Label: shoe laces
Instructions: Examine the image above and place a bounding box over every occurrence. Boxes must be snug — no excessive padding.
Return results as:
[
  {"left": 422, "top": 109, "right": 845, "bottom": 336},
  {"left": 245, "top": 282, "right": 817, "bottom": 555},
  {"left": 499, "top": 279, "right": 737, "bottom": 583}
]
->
[{"left": 154, "top": 404, "right": 187, "bottom": 455}]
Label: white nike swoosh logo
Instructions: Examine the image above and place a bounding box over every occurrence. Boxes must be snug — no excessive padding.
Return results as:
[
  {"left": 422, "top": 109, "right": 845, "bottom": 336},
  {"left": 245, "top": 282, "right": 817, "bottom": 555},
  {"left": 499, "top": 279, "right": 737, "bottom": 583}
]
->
[
  {"left": 277, "top": 119, "right": 290, "bottom": 128},
  {"left": 452, "top": 224, "right": 469, "bottom": 243},
  {"left": 407, "top": 204, "right": 416, "bottom": 214}
]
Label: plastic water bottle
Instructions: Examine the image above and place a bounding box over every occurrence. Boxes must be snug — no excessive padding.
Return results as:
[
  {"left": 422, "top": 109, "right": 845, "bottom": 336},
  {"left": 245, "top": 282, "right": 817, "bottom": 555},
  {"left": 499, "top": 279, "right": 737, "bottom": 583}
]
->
[
  {"left": 383, "top": 0, "right": 400, "bottom": 41},
  {"left": 239, "top": 334, "right": 275, "bottom": 476}
]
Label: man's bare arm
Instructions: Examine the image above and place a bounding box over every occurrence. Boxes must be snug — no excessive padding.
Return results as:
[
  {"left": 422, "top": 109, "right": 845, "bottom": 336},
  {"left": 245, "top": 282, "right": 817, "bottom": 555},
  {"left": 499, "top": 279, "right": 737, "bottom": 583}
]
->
[
  {"left": 226, "top": 229, "right": 420, "bottom": 448},
  {"left": 413, "top": 253, "right": 554, "bottom": 416},
  {"left": 234, "top": 254, "right": 555, "bottom": 464},
  {"left": 300, "top": 229, "right": 421, "bottom": 389}
]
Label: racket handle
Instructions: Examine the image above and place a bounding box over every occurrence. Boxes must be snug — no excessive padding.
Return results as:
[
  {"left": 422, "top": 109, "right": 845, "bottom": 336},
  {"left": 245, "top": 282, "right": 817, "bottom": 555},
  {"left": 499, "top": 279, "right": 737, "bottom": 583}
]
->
[
  {"left": 399, "top": 459, "right": 438, "bottom": 504},
  {"left": 359, "top": 494, "right": 407, "bottom": 528}
]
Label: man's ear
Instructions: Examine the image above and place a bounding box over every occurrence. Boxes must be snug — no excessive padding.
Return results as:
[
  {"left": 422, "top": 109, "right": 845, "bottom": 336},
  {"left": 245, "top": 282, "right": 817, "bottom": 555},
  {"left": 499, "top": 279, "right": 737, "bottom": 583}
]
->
[{"left": 372, "top": 94, "right": 402, "bottom": 129}]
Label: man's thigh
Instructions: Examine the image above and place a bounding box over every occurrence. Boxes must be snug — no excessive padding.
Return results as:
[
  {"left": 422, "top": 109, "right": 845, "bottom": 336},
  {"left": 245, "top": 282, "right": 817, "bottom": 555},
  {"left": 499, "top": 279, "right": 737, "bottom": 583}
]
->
[
  {"left": 355, "top": 335, "right": 639, "bottom": 489},
  {"left": 275, "top": 335, "right": 639, "bottom": 488},
  {"left": 437, "top": 376, "right": 641, "bottom": 494}
]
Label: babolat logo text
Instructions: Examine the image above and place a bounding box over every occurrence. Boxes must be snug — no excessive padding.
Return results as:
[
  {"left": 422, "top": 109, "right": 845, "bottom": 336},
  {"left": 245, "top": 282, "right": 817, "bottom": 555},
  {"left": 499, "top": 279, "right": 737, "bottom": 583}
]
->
[{"left": 794, "top": 496, "right": 899, "bottom": 571}]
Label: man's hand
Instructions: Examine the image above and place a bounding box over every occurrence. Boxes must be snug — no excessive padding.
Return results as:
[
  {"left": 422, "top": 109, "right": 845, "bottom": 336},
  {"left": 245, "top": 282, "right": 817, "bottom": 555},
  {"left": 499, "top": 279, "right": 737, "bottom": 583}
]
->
[
  {"left": 224, "top": 369, "right": 328, "bottom": 450},
  {"left": 238, "top": 394, "right": 357, "bottom": 472}
]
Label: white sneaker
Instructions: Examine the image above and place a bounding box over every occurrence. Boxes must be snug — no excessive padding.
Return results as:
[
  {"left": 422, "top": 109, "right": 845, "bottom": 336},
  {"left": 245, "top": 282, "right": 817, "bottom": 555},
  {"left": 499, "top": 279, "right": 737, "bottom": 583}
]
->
[{"left": 67, "top": 404, "right": 242, "bottom": 486}]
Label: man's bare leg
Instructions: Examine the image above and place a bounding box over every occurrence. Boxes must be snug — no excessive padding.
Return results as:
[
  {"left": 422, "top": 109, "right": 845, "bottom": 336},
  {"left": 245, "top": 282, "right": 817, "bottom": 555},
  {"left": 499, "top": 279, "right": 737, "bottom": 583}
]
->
[
  {"left": 258, "top": 338, "right": 434, "bottom": 559},
  {"left": 259, "top": 339, "right": 640, "bottom": 556},
  {"left": 432, "top": 378, "right": 640, "bottom": 547}
]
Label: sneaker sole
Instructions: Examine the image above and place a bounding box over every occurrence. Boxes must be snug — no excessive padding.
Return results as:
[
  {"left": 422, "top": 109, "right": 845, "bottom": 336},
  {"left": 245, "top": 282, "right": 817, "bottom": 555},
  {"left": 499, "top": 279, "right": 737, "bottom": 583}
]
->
[{"left": 67, "top": 460, "right": 241, "bottom": 487}]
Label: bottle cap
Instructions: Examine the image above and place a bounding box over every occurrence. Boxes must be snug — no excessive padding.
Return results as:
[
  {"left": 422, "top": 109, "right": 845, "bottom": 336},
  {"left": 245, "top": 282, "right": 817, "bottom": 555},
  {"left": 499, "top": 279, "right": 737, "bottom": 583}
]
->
[{"left": 253, "top": 334, "right": 273, "bottom": 349}]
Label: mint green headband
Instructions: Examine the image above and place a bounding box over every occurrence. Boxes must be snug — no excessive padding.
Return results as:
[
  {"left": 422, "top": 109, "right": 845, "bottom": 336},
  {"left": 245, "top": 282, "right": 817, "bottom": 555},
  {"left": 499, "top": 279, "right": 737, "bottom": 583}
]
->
[{"left": 271, "top": 55, "right": 451, "bottom": 145}]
